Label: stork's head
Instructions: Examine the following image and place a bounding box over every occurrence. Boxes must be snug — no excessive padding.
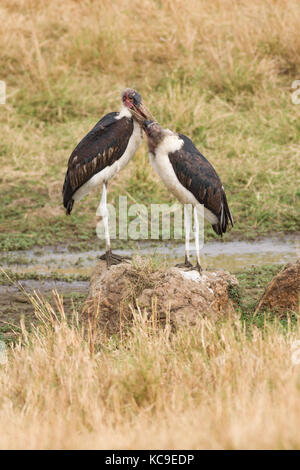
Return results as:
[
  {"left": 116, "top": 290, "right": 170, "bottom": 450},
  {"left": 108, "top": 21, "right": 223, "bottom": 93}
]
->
[
  {"left": 122, "top": 88, "right": 154, "bottom": 123},
  {"left": 142, "top": 120, "right": 165, "bottom": 153}
]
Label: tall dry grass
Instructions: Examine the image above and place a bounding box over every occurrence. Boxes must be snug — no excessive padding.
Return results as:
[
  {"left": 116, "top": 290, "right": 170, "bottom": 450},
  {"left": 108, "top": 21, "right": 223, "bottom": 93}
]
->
[
  {"left": 0, "top": 291, "right": 300, "bottom": 449},
  {"left": 2, "top": 0, "right": 300, "bottom": 87},
  {"left": 1, "top": 0, "right": 300, "bottom": 248},
  {"left": 1, "top": 2, "right": 300, "bottom": 448}
]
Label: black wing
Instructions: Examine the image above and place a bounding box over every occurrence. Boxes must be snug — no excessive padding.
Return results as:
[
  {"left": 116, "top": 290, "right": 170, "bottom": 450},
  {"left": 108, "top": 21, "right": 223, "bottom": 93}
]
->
[
  {"left": 169, "top": 133, "right": 233, "bottom": 235},
  {"left": 62, "top": 112, "right": 133, "bottom": 214}
]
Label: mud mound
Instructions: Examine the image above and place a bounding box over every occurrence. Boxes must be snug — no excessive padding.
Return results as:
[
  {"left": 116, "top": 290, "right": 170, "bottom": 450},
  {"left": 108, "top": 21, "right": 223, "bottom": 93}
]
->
[
  {"left": 83, "top": 258, "right": 238, "bottom": 335},
  {"left": 255, "top": 259, "right": 300, "bottom": 314}
]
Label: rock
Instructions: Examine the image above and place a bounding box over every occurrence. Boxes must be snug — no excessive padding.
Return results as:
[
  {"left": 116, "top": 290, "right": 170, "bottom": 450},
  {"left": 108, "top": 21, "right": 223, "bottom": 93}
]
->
[
  {"left": 83, "top": 257, "right": 238, "bottom": 335},
  {"left": 255, "top": 259, "right": 300, "bottom": 314}
]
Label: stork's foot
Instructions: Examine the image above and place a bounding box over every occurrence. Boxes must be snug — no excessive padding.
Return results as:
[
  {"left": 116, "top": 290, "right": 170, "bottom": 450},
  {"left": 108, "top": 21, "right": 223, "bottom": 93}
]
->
[
  {"left": 194, "top": 262, "right": 203, "bottom": 274},
  {"left": 175, "top": 258, "right": 203, "bottom": 274},
  {"left": 99, "top": 250, "right": 131, "bottom": 268},
  {"left": 175, "top": 256, "right": 193, "bottom": 270}
]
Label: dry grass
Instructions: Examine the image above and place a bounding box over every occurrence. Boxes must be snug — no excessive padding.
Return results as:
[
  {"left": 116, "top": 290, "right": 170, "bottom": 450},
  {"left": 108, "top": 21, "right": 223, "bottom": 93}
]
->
[
  {"left": 0, "top": 0, "right": 299, "bottom": 250},
  {"left": 0, "top": 291, "right": 299, "bottom": 449},
  {"left": 1, "top": 1, "right": 300, "bottom": 448}
]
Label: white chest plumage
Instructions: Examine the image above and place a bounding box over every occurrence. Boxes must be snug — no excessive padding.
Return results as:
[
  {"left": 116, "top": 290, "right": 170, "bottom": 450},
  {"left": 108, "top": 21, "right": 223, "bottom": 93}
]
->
[
  {"left": 149, "top": 133, "right": 218, "bottom": 224},
  {"left": 149, "top": 133, "right": 196, "bottom": 204},
  {"left": 73, "top": 118, "right": 142, "bottom": 201}
]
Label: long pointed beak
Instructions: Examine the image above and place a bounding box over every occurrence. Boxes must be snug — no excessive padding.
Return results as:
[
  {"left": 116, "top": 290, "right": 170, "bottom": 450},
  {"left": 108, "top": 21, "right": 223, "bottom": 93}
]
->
[
  {"left": 142, "top": 119, "right": 153, "bottom": 131},
  {"left": 131, "top": 100, "right": 155, "bottom": 123}
]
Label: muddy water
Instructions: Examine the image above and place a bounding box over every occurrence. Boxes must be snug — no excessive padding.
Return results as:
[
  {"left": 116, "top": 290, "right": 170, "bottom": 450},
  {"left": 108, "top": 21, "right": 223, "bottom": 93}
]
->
[
  {"left": 0, "top": 235, "right": 299, "bottom": 325},
  {"left": 2, "top": 234, "right": 299, "bottom": 277},
  {"left": 0, "top": 279, "right": 88, "bottom": 336}
]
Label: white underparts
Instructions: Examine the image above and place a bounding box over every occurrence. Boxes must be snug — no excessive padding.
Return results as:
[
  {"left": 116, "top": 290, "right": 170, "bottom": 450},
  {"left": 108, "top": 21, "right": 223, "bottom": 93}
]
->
[
  {"left": 149, "top": 133, "right": 218, "bottom": 225},
  {"left": 73, "top": 118, "right": 142, "bottom": 201}
]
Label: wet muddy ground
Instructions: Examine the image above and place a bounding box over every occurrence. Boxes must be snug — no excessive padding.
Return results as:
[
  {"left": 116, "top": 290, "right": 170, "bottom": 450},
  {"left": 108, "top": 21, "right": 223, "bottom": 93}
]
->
[
  {"left": 1, "top": 234, "right": 299, "bottom": 276},
  {"left": 0, "top": 234, "right": 299, "bottom": 340},
  {"left": 0, "top": 280, "right": 88, "bottom": 341}
]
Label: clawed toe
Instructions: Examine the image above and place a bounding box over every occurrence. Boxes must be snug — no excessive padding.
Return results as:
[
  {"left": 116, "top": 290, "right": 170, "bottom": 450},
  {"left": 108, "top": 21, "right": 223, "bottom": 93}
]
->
[
  {"left": 175, "top": 260, "right": 203, "bottom": 273},
  {"left": 110, "top": 253, "right": 131, "bottom": 265},
  {"left": 175, "top": 259, "right": 193, "bottom": 270},
  {"left": 195, "top": 262, "right": 202, "bottom": 274},
  {"left": 99, "top": 250, "right": 131, "bottom": 268}
]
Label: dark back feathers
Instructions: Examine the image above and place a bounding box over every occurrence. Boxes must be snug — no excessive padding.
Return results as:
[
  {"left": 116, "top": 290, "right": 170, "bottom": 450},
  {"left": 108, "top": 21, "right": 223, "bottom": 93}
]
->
[
  {"left": 169, "top": 133, "right": 233, "bottom": 235},
  {"left": 62, "top": 113, "right": 133, "bottom": 214}
]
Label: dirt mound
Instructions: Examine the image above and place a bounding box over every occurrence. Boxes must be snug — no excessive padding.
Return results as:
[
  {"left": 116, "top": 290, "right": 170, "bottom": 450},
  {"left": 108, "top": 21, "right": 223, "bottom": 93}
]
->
[
  {"left": 255, "top": 259, "right": 300, "bottom": 314},
  {"left": 84, "top": 258, "right": 238, "bottom": 335}
]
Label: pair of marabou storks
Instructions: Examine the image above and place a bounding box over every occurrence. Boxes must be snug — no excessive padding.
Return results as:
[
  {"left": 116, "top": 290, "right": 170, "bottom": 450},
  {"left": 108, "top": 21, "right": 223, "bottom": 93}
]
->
[{"left": 63, "top": 89, "right": 233, "bottom": 271}]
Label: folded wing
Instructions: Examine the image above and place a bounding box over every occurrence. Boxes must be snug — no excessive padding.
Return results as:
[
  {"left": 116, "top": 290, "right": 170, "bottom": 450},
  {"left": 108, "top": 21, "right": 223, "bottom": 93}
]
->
[
  {"left": 62, "top": 113, "right": 133, "bottom": 214},
  {"left": 168, "top": 134, "right": 233, "bottom": 235}
]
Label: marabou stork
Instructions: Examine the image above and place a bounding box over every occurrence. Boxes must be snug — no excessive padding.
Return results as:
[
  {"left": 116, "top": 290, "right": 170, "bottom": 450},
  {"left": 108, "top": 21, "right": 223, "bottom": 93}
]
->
[
  {"left": 142, "top": 120, "right": 233, "bottom": 272},
  {"left": 62, "top": 89, "right": 153, "bottom": 267}
]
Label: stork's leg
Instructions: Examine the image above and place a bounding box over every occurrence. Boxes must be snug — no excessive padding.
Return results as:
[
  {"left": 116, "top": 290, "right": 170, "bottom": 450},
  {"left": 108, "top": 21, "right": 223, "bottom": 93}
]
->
[
  {"left": 97, "top": 183, "right": 129, "bottom": 267},
  {"left": 193, "top": 206, "right": 202, "bottom": 273},
  {"left": 176, "top": 204, "right": 193, "bottom": 269},
  {"left": 97, "top": 183, "right": 111, "bottom": 266}
]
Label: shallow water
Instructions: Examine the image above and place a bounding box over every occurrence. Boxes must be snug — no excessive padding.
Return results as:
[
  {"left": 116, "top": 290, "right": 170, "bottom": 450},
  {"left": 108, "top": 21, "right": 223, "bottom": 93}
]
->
[
  {"left": 1, "top": 234, "right": 299, "bottom": 277},
  {"left": 0, "top": 235, "right": 299, "bottom": 322}
]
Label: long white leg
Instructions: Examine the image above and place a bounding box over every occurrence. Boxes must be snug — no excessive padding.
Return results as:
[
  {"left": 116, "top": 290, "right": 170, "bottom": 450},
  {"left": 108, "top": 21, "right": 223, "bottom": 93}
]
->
[
  {"left": 184, "top": 204, "right": 191, "bottom": 265},
  {"left": 193, "top": 206, "right": 202, "bottom": 271},
  {"left": 97, "top": 183, "right": 110, "bottom": 253}
]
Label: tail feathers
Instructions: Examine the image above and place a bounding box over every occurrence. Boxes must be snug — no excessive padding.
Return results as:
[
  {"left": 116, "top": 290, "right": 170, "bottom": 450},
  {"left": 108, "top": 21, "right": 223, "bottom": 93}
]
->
[
  {"left": 212, "top": 222, "right": 222, "bottom": 236},
  {"left": 212, "top": 191, "right": 233, "bottom": 236},
  {"left": 62, "top": 171, "right": 75, "bottom": 215},
  {"left": 66, "top": 199, "right": 74, "bottom": 215}
]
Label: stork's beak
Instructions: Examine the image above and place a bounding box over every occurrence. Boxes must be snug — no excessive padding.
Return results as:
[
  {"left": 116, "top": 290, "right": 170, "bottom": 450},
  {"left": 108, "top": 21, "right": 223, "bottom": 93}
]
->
[
  {"left": 142, "top": 120, "right": 153, "bottom": 132},
  {"left": 130, "top": 100, "right": 155, "bottom": 123}
]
